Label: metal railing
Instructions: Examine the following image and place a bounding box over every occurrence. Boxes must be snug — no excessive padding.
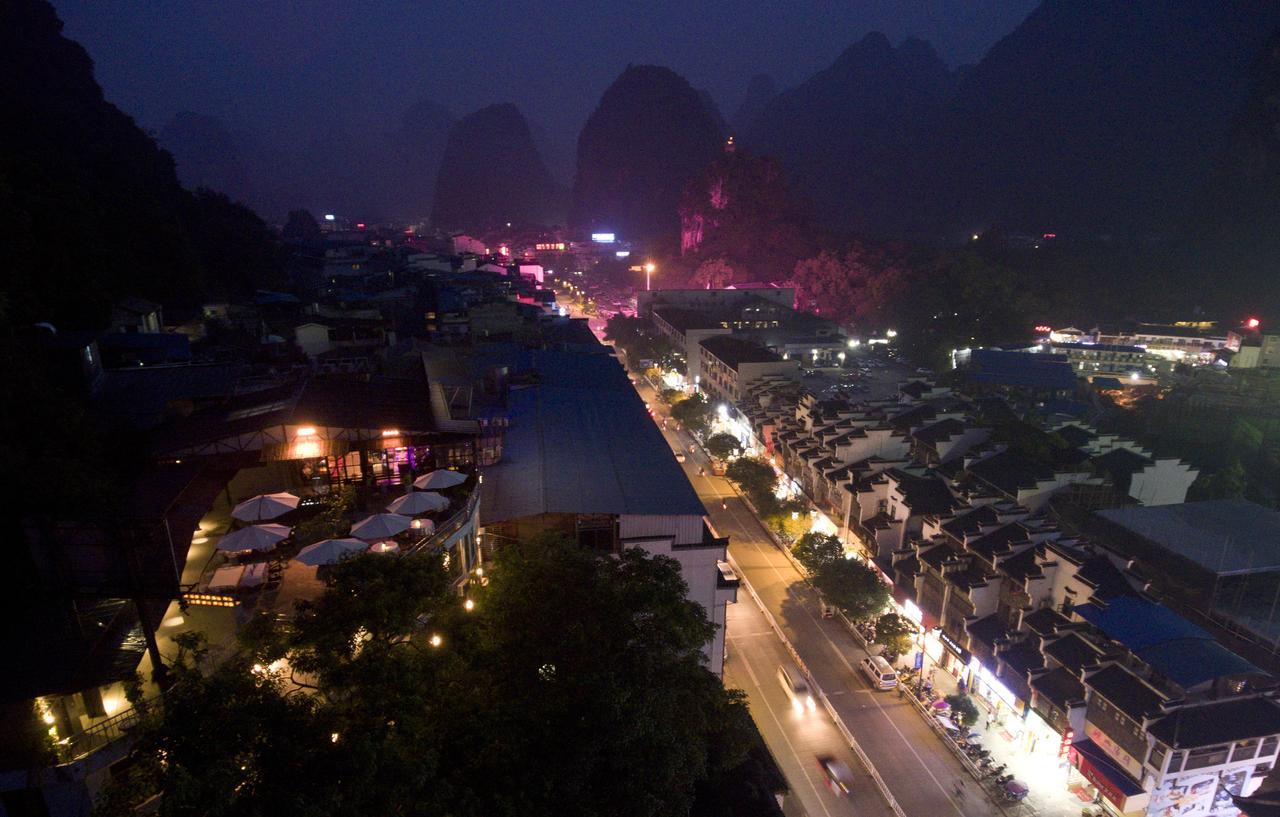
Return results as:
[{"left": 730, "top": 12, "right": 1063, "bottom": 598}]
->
[
  {"left": 404, "top": 489, "right": 479, "bottom": 556},
  {"left": 56, "top": 699, "right": 156, "bottom": 764},
  {"left": 726, "top": 552, "right": 908, "bottom": 817}
]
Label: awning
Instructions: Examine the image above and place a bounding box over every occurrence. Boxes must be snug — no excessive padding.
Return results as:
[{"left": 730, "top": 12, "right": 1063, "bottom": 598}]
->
[
  {"left": 1069, "top": 740, "right": 1150, "bottom": 814},
  {"left": 260, "top": 438, "right": 349, "bottom": 463}
]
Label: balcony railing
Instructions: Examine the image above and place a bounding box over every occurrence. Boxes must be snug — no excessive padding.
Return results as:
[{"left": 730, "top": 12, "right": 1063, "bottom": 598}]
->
[
  {"left": 55, "top": 698, "right": 156, "bottom": 764},
  {"left": 404, "top": 489, "right": 479, "bottom": 556}
]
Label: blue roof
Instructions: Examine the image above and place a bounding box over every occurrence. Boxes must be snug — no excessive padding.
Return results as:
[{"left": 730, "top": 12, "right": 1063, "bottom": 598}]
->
[
  {"left": 480, "top": 348, "right": 707, "bottom": 523},
  {"left": 1075, "top": 597, "right": 1210, "bottom": 650},
  {"left": 966, "top": 349, "right": 1077, "bottom": 390},
  {"left": 1135, "top": 639, "right": 1260, "bottom": 688},
  {"left": 1076, "top": 597, "right": 1262, "bottom": 688}
]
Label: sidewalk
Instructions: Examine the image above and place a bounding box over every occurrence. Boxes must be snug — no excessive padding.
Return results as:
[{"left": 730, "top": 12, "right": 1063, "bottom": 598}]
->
[{"left": 899, "top": 653, "right": 1088, "bottom": 817}]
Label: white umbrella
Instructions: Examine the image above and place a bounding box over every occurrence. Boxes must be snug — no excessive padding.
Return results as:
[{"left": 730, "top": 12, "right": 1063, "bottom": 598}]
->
[
  {"left": 387, "top": 491, "right": 449, "bottom": 515},
  {"left": 217, "top": 523, "right": 291, "bottom": 552},
  {"left": 368, "top": 541, "right": 400, "bottom": 555},
  {"left": 295, "top": 537, "right": 367, "bottom": 566},
  {"left": 413, "top": 469, "right": 467, "bottom": 490},
  {"left": 232, "top": 492, "right": 299, "bottom": 522},
  {"left": 350, "top": 513, "right": 412, "bottom": 540}
]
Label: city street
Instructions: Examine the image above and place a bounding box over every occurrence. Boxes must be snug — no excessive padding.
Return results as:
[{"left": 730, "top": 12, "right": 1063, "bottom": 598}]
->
[{"left": 630, "top": 373, "right": 1019, "bottom": 817}]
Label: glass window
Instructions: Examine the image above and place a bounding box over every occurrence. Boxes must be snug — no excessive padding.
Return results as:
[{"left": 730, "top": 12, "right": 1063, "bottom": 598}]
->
[
  {"left": 1185, "top": 745, "right": 1230, "bottom": 770},
  {"left": 1232, "top": 740, "right": 1259, "bottom": 763},
  {"left": 1148, "top": 743, "right": 1167, "bottom": 772},
  {"left": 1167, "top": 751, "right": 1184, "bottom": 773},
  {"left": 1262, "top": 737, "right": 1279, "bottom": 757}
]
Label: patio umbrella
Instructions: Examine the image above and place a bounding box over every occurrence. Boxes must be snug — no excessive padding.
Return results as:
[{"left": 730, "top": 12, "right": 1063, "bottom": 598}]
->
[
  {"left": 369, "top": 541, "right": 401, "bottom": 555},
  {"left": 413, "top": 469, "right": 467, "bottom": 490},
  {"left": 935, "top": 715, "right": 959, "bottom": 732},
  {"left": 295, "top": 537, "right": 367, "bottom": 566},
  {"left": 217, "top": 523, "right": 291, "bottom": 552},
  {"left": 232, "top": 492, "right": 299, "bottom": 522},
  {"left": 932, "top": 698, "right": 950, "bottom": 710},
  {"left": 350, "top": 513, "right": 412, "bottom": 540},
  {"left": 387, "top": 491, "right": 449, "bottom": 516}
]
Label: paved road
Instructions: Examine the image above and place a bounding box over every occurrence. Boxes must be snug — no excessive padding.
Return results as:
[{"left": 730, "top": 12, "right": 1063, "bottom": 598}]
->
[
  {"left": 725, "top": 593, "right": 893, "bottom": 817},
  {"left": 630, "top": 375, "right": 1009, "bottom": 817}
]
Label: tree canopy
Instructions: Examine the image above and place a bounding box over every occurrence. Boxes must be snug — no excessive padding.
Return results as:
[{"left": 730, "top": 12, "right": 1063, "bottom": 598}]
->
[
  {"left": 97, "top": 534, "right": 781, "bottom": 817},
  {"left": 704, "top": 432, "right": 743, "bottom": 462},
  {"left": 671, "top": 392, "right": 714, "bottom": 436},
  {"left": 790, "top": 532, "right": 843, "bottom": 573},
  {"left": 810, "top": 558, "right": 890, "bottom": 623}
]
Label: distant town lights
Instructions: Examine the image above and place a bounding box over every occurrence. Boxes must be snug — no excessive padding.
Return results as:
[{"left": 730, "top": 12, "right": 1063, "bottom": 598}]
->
[
  {"left": 1247, "top": 317, "right": 1261, "bottom": 329},
  {"left": 324, "top": 214, "right": 335, "bottom": 221}
]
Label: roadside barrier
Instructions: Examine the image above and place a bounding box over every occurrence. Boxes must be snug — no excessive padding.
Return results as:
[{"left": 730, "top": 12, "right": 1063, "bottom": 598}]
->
[{"left": 727, "top": 552, "right": 907, "bottom": 817}]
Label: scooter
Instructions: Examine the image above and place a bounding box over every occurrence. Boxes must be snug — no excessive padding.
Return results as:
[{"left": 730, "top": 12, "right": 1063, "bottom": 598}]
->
[
  {"left": 983, "top": 764, "right": 1007, "bottom": 778},
  {"left": 993, "top": 774, "right": 1014, "bottom": 787}
]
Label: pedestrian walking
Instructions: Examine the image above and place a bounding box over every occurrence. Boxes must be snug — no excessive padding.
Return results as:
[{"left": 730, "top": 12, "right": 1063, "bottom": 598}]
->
[{"left": 953, "top": 778, "right": 967, "bottom": 801}]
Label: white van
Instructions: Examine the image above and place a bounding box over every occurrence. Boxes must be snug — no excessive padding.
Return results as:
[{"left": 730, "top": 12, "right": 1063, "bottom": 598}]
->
[
  {"left": 859, "top": 655, "right": 898, "bottom": 690},
  {"left": 777, "top": 663, "right": 816, "bottom": 713}
]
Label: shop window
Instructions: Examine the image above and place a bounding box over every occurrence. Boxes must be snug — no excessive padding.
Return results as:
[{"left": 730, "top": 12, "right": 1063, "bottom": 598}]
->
[
  {"left": 1185, "top": 745, "right": 1230, "bottom": 770},
  {"left": 1167, "top": 751, "right": 1184, "bottom": 773},
  {"left": 1232, "top": 740, "right": 1259, "bottom": 763},
  {"left": 1148, "top": 743, "right": 1167, "bottom": 773}
]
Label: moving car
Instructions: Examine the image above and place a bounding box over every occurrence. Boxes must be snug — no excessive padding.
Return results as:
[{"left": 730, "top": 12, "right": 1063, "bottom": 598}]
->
[
  {"left": 777, "top": 663, "right": 816, "bottom": 713},
  {"left": 816, "top": 755, "right": 855, "bottom": 796},
  {"left": 675, "top": 452, "right": 686, "bottom": 462}
]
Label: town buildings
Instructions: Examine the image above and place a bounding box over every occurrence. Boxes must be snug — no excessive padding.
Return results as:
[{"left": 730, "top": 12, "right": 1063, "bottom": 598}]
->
[{"left": 5, "top": 238, "right": 734, "bottom": 815}]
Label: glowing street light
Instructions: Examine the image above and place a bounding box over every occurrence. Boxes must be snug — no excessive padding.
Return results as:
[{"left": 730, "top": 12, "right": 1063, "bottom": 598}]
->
[
  {"left": 645, "top": 262, "right": 656, "bottom": 291},
  {"left": 429, "top": 633, "right": 443, "bottom": 648},
  {"left": 463, "top": 598, "right": 475, "bottom": 612}
]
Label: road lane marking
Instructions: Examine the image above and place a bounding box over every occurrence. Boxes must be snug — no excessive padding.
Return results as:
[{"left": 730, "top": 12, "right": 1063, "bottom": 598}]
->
[
  {"left": 727, "top": 525, "right": 970, "bottom": 816},
  {"left": 730, "top": 628, "right": 838, "bottom": 817}
]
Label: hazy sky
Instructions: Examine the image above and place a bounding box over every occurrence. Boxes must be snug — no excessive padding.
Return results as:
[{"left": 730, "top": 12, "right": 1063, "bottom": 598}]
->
[{"left": 54, "top": 0, "right": 1038, "bottom": 179}]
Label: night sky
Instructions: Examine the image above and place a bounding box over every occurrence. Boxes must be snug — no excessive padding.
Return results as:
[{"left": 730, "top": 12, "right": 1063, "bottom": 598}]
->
[{"left": 54, "top": 0, "right": 1036, "bottom": 182}]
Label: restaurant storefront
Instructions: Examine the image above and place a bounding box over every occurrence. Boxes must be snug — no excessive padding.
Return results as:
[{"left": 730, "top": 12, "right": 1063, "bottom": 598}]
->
[{"left": 1069, "top": 739, "right": 1150, "bottom": 817}]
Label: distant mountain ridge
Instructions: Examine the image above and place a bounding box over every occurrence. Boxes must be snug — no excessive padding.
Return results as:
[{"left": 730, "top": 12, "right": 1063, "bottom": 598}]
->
[
  {"left": 430, "top": 103, "right": 563, "bottom": 231},
  {"left": 743, "top": 1, "right": 1280, "bottom": 239},
  {"left": 571, "top": 65, "right": 724, "bottom": 246}
]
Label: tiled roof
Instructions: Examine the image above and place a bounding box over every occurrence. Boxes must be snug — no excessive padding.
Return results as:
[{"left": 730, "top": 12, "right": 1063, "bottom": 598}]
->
[
  {"left": 1043, "top": 632, "right": 1105, "bottom": 673},
  {"left": 967, "top": 613, "right": 1009, "bottom": 648},
  {"left": 1022, "top": 607, "right": 1070, "bottom": 636},
  {"left": 1031, "top": 666, "right": 1087, "bottom": 710},
  {"left": 1083, "top": 664, "right": 1166, "bottom": 721},
  {"left": 1149, "top": 697, "right": 1280, "bottom": 748}
]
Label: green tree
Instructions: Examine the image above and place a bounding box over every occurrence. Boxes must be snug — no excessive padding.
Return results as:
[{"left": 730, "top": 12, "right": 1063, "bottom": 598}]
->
[
  {"left": 946, "top": 694, "right": 980, "bottom": 729},
  {"left": 672, "top": 392, "right": 714, "bottom": 436},
  {"left": 96, "top": 533, "right": 770, "bottom": 817},
  {"left": 790, "top": 532, "right": 843, "bottom": 573},
  {"left": 725, "top": 456, "right": 777, "bottom": 505},
  {"left": 291, "top": 486, "right": 355, "bottom": 546},
  {"left": 660, "top": 387, "right": 682, "bottom": 404},
  {"left": 873, "top": 613, "right": 916, "bottom": 658},
  {"left": 1191, "top": 460, "right": 1247, "bottom": 500},
  {"left": 691, "top": 257, "right": 736, "bottom": 289},
  {"left": 810, "top": 558, "right": 890, "bottom": 623},
  {"left": 705, "top": 432, "right": 743, "bottom": 462}
]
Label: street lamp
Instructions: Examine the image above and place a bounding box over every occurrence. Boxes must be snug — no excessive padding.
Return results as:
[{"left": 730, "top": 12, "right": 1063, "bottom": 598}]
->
[{"left": 644, "top": 262, "right": 656, "bottom": 291}]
